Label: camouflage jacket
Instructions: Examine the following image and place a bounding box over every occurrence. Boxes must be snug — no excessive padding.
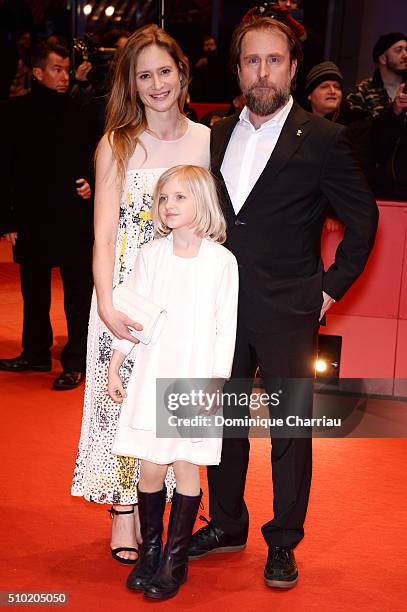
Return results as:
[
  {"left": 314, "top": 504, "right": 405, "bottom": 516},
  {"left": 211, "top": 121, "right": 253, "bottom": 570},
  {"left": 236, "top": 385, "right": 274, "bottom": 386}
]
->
[{"left": 346, "top": 69, "right": 391, "bottom": 119}]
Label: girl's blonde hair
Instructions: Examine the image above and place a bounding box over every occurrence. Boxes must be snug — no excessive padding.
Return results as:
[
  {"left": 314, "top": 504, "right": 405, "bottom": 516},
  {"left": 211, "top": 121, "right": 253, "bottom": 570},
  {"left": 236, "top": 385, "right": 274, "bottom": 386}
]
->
[
  {"left": 99, "top": 24, "right": 189, "bottom": 185},
  {"left": 152, "top": 166, "right": 227, "bottom": 244}
]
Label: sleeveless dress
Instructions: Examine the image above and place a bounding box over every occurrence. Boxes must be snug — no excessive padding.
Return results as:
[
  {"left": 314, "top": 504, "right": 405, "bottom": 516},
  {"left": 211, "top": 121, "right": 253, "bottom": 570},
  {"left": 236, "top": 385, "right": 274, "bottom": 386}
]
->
[{"left": 71, "top": 120, "right": 210, "bottom": 504}]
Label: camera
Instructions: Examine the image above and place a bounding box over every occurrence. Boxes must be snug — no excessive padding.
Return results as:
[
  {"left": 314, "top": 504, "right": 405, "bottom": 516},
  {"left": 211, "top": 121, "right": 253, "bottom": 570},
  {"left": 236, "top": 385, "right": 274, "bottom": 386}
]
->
[
  {"left": 243, "top": 2, "right": 289, "bottom": 23},
  {"left": 73, "top": 34, "right": 117, "bottom": 90},
  {"left": 250, "top": 2, "right": 284, "bottom": 19}
]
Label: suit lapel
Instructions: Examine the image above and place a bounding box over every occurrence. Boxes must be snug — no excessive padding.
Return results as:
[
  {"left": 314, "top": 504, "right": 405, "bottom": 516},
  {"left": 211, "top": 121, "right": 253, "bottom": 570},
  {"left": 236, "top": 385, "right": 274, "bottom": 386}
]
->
[
  {"left": 210, "top": 114, "right": 240, "bottom": 221},
  {"left": 211, "top": 114, "right": 239, "bottom": 177},
  {"left": 239, "top": 103, "right": 311, "bottom": 214},
  {"left": 211, "top": 103, "right": 312, "bottom": 219}
]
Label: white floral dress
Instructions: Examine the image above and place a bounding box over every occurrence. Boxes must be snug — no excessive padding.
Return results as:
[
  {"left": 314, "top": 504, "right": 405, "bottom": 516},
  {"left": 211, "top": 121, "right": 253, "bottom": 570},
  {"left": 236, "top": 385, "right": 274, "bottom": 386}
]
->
[{"left": 71, "top": 120, "right": 210, "bottom": 504}]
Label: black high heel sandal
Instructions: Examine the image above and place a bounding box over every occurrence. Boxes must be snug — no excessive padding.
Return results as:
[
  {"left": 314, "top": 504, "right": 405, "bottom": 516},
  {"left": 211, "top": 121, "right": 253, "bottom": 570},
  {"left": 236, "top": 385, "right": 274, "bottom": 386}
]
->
[{"left": 109, "top": 506, "right": 139, "bottom": 565}]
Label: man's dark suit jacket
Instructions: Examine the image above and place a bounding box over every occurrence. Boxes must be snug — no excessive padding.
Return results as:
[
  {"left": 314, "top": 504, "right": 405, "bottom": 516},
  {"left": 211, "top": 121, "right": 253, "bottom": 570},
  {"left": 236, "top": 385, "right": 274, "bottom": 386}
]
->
[{"left": 211, "top": 102, "right": 379, "bottom": 333}]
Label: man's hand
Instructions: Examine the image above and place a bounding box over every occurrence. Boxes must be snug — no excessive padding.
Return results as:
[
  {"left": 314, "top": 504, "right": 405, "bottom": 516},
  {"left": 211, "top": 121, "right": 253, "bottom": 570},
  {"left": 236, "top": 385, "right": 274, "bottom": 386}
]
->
[
  {"left": 392, "top": 83, "right": 407, "bottom": 116},
  {"left": 75, "top": 61, "right": 92, "bottom": 82},
  {"left": 319, "top": 291, "right": 335, "bottom": 321},
  {"left": 76, "top": 178, "right": 91, "bottom": 200},
  {"left": 4, "top": 232, "right": 18, "bottom": 246},
  {"left": 196, "top": 57, "right": 208, "bottom": 69},
  {"left": 324, "top": 217, "right": 342, "bottom": 232}
]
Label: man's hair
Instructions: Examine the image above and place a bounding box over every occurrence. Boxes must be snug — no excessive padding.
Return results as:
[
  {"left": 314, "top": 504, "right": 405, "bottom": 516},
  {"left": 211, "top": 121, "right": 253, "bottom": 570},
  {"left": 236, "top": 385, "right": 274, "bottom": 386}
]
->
[
  {"left": 30, "top": 43, "right": 69, "bottom": 69},
  {"left": 203, "top": 34, "right": 217, "bottom": 44},
  {"left": 229, "top": 16, "right": 303, "bottom": 76}
]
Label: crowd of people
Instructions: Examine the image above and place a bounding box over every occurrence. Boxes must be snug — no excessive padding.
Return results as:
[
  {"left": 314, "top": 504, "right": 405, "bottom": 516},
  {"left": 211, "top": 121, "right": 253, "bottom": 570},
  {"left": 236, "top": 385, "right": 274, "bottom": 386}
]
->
[{"left": 0, "top": 1, "right": 402, "bottom": 601}]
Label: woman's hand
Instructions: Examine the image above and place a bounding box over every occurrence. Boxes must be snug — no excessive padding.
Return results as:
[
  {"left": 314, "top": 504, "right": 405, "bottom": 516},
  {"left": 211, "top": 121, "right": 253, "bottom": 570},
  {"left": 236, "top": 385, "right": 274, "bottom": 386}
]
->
[
  {"left": 99, "top": 305, "right": 143, "bottom": 342},
  {"left": 108, "top": 370, "right": 127, "bottom": 403}
]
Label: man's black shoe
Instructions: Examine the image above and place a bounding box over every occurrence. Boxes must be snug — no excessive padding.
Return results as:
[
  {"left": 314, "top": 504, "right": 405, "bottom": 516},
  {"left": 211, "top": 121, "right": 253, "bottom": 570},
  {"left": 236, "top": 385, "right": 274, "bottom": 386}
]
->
[
  {"left": 264, "top": 546, "right": 298, "bottom": 589},
  {"left": 53, "top": 370, "right": 84, "bottom": 390},
  {"left": 188, "top": 516, "right": 247, "bottom": 560},
  {"left": 0, "top": 355, "right": 51, "bottom": 372}
]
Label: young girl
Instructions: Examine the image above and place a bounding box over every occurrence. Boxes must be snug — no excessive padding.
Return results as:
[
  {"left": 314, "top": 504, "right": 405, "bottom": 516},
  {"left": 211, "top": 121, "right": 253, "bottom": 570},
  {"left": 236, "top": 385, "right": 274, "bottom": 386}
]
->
[{"left": 107, "top": 165, "right": 239, "bottom": 600}]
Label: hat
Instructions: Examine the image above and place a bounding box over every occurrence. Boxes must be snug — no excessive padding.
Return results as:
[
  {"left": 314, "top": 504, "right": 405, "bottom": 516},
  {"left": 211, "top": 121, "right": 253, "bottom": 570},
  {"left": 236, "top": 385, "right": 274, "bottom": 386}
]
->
[
  {"left": 373, "top": 32, "right": 406, "bottom": 62},
  {"left": 305, "top": 62, "right": 343, "bottom": 96}
]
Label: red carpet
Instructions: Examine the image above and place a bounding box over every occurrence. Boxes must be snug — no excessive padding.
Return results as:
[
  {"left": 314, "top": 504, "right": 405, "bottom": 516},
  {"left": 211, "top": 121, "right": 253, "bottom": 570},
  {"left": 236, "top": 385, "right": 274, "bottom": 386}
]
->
[{"left": 1, "top": 243, "right": 407, "bottom": 611}]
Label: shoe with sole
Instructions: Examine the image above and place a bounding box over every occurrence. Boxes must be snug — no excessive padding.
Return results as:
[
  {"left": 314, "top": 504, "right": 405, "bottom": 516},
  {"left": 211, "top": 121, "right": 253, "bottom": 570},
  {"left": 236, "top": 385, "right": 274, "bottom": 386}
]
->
[
  {"left": 0, "top": 354, "right": 51, "bottom": 372},
  {"left": 53, "top": 370, "right": 84, "bottom": 390},
  {"left": 144, "top": 490, "right": 202, "bottom": 600},
  {"left": 126, "top": 487, "right": 166, "bottom": 589},
  {"left": 264, "top": 545, "right": 298, "bottom": 589},
  {"left": 109, "top": 506, "right": 139, "bottom": 565},
  {"left": 188, "top": 516, "right": 247, "bottom": 560}
]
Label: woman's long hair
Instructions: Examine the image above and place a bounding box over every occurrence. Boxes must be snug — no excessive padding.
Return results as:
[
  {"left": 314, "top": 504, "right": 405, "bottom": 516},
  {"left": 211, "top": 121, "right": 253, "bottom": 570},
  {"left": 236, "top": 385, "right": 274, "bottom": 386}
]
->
[{"left": 101, "top": 24, "right": 189, "bottom": 185}]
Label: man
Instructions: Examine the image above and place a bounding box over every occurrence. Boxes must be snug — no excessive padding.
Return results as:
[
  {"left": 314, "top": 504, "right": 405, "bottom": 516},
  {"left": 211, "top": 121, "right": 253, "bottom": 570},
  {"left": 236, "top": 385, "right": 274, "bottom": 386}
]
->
[
  {"left": 346, "top": 33, "right": 407, "bottom": 199},
  {"left": 305, "top": 61, "right": 374, "bottom": 189},
  {"left": 286, "top": 0, "right": 304, "bottom": 24},
  {"left": 244, "top": 2, "right": 306, "bottom": 42},
  {"left": 0, "top": 44, "right": 94, "bottom": 390},
  {"left": 190, "top": 34, "right": 231, "bottom": 103},
  {"left": 347, "top": 32, "right": 407, "bottom": 119},
  {"left": 188, "top": 18, "right": 378, "bottom": 588},
  {"left": 370, "top": 78, "right": 407, "bottom": 200},
  {"left": 305, "top": 61, "right": 343, "bottom": 119}
]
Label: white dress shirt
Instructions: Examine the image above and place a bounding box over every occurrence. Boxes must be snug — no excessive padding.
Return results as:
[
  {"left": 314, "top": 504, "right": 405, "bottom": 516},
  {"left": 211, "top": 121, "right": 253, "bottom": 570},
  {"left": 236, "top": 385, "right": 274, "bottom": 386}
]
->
[{"left": 221, "top": 96, "right": 293, "bottom": 215}]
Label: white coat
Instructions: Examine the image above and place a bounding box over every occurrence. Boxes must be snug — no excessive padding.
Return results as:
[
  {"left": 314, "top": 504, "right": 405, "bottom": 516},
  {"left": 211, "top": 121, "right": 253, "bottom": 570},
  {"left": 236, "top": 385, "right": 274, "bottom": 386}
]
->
[{"left": 111, "top": 235, "right": 239, "bottom": 465}]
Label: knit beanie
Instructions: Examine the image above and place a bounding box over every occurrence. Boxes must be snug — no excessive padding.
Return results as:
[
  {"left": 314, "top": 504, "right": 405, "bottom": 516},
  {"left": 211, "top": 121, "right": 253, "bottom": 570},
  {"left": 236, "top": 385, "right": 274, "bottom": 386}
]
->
[
  {"left": 305, "top": 62, "right": 343, "bottom": 96},
  {"left": 373, "top": 32, "right": 406, "bottom": 62}
]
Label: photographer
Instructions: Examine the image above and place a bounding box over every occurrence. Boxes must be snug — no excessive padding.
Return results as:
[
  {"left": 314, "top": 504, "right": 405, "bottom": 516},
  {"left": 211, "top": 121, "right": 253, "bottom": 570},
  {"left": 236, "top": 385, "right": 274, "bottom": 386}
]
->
[
  {"left": 190, "top": 35, "right": 231, "bottom": 102},
  {"left": 243, "top": 2, "right": 306, "bottom": 41},
  {"left": 71, "top": 35, "right": 120, "bottom": 147}
]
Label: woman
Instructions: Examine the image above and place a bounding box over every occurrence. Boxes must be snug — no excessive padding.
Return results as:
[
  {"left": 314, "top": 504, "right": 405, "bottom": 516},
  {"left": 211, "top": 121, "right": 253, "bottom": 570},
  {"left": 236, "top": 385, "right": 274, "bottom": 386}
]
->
[{"left": 71, "top": 24, "right": 210, "bottom": 563}]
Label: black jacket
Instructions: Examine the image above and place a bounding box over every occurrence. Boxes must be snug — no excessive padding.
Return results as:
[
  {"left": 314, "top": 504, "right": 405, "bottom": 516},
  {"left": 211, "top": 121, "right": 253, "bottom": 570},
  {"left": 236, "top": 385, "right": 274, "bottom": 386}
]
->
[
  {"left": 211, "top": 103, "right": 379, "bottom": 332},
  {"left": 2, "top": 80, "right": 93, "bottom": 264},
  {"left": 372, "top": 108, "right": 407, "bottom": 200}
]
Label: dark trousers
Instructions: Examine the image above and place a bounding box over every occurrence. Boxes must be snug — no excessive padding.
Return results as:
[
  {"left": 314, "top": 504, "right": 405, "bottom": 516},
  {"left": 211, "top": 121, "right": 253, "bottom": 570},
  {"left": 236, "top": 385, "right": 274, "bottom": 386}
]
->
[
  {"left": 207, "top": 321, "right": 318, "bottom": 549},
  {"left": 20, "top": 260, "right": 93, "bottom": 372}
]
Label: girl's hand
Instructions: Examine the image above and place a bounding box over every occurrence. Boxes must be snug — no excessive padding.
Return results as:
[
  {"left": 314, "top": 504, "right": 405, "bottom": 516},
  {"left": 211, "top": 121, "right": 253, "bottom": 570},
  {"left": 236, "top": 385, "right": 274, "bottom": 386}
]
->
[
  {"left": 108, "top": 371, "right": 127, "bottom": 403},
  {"left": 199, "top": 378, "right": 225, "bottom": 416},
  {"left": 99, "top": 306, "right": 143, "bottom": 342}
]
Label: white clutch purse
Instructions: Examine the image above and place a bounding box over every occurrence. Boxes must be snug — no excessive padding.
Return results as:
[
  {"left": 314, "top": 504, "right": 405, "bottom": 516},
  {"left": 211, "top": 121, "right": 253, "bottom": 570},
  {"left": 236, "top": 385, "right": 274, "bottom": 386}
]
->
[{"left": 113, "top": 284, "right": 167, "bottom": 345}]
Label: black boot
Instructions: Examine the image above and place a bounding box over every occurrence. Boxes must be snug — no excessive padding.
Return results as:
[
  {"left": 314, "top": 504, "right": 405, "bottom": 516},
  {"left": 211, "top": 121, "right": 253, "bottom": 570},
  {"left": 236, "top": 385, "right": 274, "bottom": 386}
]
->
[
  {"left": 144, "top": 490, "right": 202, "bottom": 600},
  {"left": 126, "top": 486, "right": 166, "bottom": 591}
]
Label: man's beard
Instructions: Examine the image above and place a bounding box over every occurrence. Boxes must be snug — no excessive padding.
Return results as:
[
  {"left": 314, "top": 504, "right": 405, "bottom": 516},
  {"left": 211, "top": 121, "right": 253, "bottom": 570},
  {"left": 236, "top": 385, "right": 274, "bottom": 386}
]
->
[
  {"left": 386, "top": 58, "right": 407, "bottom": 75},
  {"left": 242, "top": 79, "right": 291, "bottom": 116}
]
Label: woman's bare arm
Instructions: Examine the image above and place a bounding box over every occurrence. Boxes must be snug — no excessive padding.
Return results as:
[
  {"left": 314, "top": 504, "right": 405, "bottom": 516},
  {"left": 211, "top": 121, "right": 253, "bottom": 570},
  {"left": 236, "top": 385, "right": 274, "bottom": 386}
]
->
[{"left": 93, "top": 134, "right": 142, "bottom": 341}]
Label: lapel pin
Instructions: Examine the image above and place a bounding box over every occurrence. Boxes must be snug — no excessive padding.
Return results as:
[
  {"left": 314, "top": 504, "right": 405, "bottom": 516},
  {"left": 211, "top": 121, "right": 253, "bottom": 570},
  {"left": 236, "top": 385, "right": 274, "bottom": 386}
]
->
[{"left": 296, "top": 129, "right": 303, "bottom": 137}]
